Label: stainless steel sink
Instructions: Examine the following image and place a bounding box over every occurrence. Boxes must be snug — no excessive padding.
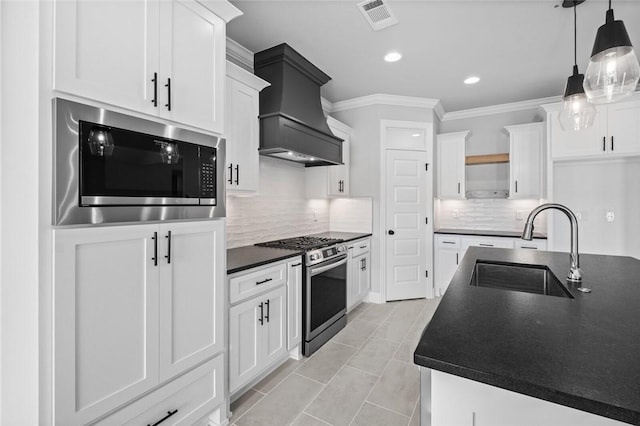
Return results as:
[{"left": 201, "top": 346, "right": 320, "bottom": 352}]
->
[{"left": 470, "top": 261, "right": 574, "bottom": 298}]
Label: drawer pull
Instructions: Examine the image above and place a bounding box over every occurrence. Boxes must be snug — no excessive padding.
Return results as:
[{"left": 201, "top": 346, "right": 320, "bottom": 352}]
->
[
  {"left": 148, "top": 409, "right": 178, "bottom": 426},
  {"left": 360, "top": 245, "right": 367, "bottom": 249},
  {"left": 479, "top": 243, "right": 494, "bottom": 247},
  {"left": 442, "top": 241, "right": 456, "bottom": 245},
  {"left": 256, "top": 278, "right": 273, "bottom": 285},
  {"left": 291, "top": 262, "right": 302, "bottom": 267},
  {"left": 521, "top": 246, "right": 537, "bottom": 249}
]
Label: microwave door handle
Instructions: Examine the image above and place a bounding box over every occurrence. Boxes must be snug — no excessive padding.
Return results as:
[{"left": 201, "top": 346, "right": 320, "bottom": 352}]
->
[{"left": 310, "top": 257, "right": 347, "bottom": 277}]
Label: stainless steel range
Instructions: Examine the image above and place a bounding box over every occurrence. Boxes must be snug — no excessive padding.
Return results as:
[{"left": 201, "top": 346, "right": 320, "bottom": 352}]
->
[{"left": 256, "top": 235, "right": 347, "bottom": 356}]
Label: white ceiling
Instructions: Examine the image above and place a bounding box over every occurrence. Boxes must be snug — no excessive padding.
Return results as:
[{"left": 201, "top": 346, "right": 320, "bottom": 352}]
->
[{"left": 226, "top": 0, "right": 640, "bottom": 113}]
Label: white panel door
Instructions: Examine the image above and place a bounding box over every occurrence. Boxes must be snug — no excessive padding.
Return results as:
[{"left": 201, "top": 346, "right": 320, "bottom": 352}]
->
[
  {"left": 158, "top": 220, "right": 224, "bottom": 381},
  {"left": 54, "top": 225, "right": 159, "bottom": 426},
  {"left": 54, "top": 0, "right": 159, "bottom": 114},
  {"left": 160, "top": 0, "right": 226, "bottom": 133},
  {"left": 385, "top": 150, "right": 428, "bottom": 301},
  {"left": 286, "top": 259, "right": 303, "bottom": 350},
  {"left": 229, "top": 297, "right": 262, "bottom": 393}
]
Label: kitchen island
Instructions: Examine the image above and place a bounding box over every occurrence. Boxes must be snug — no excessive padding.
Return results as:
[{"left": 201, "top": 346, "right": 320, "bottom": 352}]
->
[{"left": 414, "top": 247, "right": 640, "bottom": 425}]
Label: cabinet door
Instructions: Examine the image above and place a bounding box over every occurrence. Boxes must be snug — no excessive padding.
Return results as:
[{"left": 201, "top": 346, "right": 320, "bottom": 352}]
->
[
  {"left": 229, "top": 297, "right": 262, "bottom": 393},
  {"left": 357, "top": 252, "right": 371, "bottom": 303},
  {"left": 226, "top": 76, "right": 260, "bottom": 192},
  {"left": 437, "top": 133, "right": 466, "bottom": 199},
  {"left": 434, "top": 248, "right": 459, "bottom": 296},
  {"left": 286, "top": 259, "right": 303, "bottom": 351},
  {"left": 509, "top": 124, "right": 542, "bottom": 199},
  {"left": 158, "top": 220, "right": 224, "bottom": 381},
  {"left": 262, "top": 286, "right": 287, "bottom": 367},
  {"left": 160, "top": 0, "right": 226, "bottom": 133},
  {"left": 606, "top": 101, "right": 640, "bottom": 155},
  {"left": 347, "top": 246, "right": 357, "bottom": 311},
  {"left": 327, "top": 131, "right": 350, "bottom": 196},
  {"left": 549, "top": 109, "right": 605, "bottom": 159},
  {"left": 54, "top": 225, "right": 160, "bottom": 426},
  {"left": 54, "top": 0, "right": 159, "bottom": 115}
]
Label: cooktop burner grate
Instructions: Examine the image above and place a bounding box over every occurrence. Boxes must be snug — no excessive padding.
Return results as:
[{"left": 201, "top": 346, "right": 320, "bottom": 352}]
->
[{"left": 255, "top": 235, "right": 343, "bottom": 251}]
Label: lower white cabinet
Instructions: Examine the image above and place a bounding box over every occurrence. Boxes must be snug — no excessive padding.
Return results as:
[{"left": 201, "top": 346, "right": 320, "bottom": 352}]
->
[
  {"left": 53, "top": 220, "right": 225, "bottom": 426},
  {"left": 228, "top": 256, "right": 301, "bottom": 395},
  {"left": 434, "top": 233, "right": 548, "bottom": 295},
  {"left": 347, "top": 238, "right": 371, "bottom": 311},
  {"left": 431, "top": 370, "right": 626, "bottom": 426}
]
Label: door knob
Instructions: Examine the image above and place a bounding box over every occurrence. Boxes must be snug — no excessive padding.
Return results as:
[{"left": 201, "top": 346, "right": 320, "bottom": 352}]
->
[{"left": 388, "top": 230, "right": 395, "bottom": 235}]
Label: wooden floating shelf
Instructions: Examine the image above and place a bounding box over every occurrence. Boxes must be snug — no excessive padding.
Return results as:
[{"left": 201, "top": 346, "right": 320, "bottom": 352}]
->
[{"left": 465, "top": 153, "right": 509, "bottom": 165}]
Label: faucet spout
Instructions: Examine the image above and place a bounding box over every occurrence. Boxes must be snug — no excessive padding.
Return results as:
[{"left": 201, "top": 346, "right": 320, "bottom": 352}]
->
[{"left": 522, "top": 203, "right": 582, "bottom": 282}]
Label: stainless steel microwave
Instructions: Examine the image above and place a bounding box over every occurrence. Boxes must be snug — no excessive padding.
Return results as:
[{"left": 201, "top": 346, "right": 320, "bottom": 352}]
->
[{"left": 53, "top": 98, "right": 225, "bottom": 225}]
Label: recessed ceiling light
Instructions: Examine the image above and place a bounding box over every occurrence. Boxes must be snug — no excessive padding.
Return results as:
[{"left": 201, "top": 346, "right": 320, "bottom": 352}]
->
[
  {"left": 412, "top": 133, "right": 421, "bottom": 137},
  {"left": 384, "top": 51, "right": 402, "bottom": 63},
  {"left": 464, "top": 76, "right": 480, "bottom": 85}
]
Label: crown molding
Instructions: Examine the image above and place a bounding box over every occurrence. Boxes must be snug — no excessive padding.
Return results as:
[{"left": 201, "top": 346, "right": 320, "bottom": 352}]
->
[
  {"left": 226, "top": 37, "right": 254, "bottom": 71},
  {"left": 442, "top": 96, "right": 562, "bottom": 121},
  {"left": 328, "top": 94, "right": 444, "bottom": 120},
  {"left": 321, "top": 97, "right": 333, "bottom": 116}
]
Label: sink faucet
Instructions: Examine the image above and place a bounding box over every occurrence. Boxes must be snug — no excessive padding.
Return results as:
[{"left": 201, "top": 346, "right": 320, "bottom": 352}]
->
[{"left": 522, "top": 203, "right": 582, "bottom": 282}]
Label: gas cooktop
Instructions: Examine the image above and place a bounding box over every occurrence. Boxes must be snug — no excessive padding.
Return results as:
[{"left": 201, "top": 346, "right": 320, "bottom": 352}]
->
[{"left": 255, "top": 235, "right": 343, "bottom": 251}]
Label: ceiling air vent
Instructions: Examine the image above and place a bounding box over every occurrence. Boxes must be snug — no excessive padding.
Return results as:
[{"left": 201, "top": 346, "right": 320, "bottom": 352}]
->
[{"left": 357, "top": 0, "right": 398, "bottom": 31}]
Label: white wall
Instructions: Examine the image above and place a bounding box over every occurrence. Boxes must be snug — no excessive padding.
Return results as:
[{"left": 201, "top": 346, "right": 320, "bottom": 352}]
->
[
  {"left": 552, "top": 159, "right": 640, "bottom": 259},
  {"left": 226, "top": 156, "right": 330, "bottom": 248},
  {"left": 0, "top": 1, "right": 41, "bottom": 423},
  {"left": 331, "top": 105, "right": 434, "bottom": 297}
]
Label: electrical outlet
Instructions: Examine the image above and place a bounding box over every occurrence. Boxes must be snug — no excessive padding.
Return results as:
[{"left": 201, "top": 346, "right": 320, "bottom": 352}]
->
[
  {"left": 515, "top": 210, "right": 524, "bottom": 221},
  {"left": 313, "top": 210, "right": 318, "bottom": 222},
  {"left": 606, "top": 211, "right": 615, "bottom": 222},
  {"left": 452, "top": 209, "right": 459, "bottom": 218}
]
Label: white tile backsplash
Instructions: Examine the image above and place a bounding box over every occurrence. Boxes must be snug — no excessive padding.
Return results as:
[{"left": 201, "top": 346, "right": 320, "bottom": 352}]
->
[
  {"left": 226, "top": 157, "right": 330, "bottom": 248},
  {"left": 329, "top": 198, "right": 373, "bottom": 233},
  {"left": 436, "top": 198, "right": 546, "bottom": 233}
]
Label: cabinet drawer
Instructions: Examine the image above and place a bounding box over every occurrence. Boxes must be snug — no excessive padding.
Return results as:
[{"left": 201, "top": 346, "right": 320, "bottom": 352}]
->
[
  {"left": 229, "top": 261, "right": 287, "bottom": 305},
  {"left": 515, "top": 240, "right": 547, "bottom": 250},
  {"left": 350, "top": 238, "right": 370, "bottom": 257},
  {"left": 95, "top": 354, "right": 224, "bottom": 426},
  {"left": 436, "top": 236, "right": 461, "bottom": 249},
  {"left": 461, "top": 237, "right": 514, "bottom": 253}
]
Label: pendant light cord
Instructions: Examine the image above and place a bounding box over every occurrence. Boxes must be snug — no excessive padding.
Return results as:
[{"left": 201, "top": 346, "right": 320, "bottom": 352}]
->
[{"left": 573, "top": 2, "right": 577, "bottom": 67}]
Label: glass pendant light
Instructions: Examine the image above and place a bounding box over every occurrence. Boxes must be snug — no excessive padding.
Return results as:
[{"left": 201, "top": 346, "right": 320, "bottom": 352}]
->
[
  {"left": 559, "top": 1, "right": 596, "bottom": 132},
  {"left": 583, "top": 0, "right": 640, "bottom": 103},
  {"left": 87, "top": 127, "right": 114, "bottom": 156}
]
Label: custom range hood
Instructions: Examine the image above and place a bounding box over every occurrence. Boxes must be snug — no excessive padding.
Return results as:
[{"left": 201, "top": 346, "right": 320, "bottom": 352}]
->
[{"left": 254, "top": 44, "right": 343, "bottom": 166}]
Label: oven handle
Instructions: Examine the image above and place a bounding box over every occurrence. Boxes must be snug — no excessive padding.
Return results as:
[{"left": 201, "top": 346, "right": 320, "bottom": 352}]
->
[{"left": 310, "top": 256, "right": 347, "bottom": 277}]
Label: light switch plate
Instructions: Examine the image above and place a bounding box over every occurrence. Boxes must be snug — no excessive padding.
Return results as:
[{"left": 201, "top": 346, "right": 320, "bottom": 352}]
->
[{"left": 606, "top": 211, "right": 615, "bottom": 222}]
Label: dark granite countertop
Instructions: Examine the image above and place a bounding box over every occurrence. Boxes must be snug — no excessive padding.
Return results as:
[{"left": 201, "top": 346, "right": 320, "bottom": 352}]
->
[
  {"left": 307, "top": 231, "right": 372, "bottom": 242},
  {"left": 227, "top": 246, "right": 303, "bottom": 275},
  {"left": 436, "top": 228, "right": 547, "bottom": 239},
  {"left": 414, "top": 247, "right": 640, "bottom": 424}
]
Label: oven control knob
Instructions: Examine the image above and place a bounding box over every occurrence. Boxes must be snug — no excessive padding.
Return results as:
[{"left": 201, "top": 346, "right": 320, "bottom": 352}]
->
[{"left": 310, "top": 254, "right": 320, "bottom": 261}]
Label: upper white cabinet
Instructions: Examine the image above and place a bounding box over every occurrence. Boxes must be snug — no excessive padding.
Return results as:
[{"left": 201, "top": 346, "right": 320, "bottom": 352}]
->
[
  {"left": 506, "top": 123, "right": 543, "bottom": 199},
  {"left": 53, "top": 220, "right": 225, "bottom": 425},
  {"left": 547, "top": 99, "right": 640, "bottom": 160},
  {"left": 225, "top": 62, "right": 270, "bottom": 194},
  {"left": 306, "top": 117, "right": 351, "bottom": 198},
  {"left": 437, "top": 131, "right": 468, "bottom": 199},
  {"left": 54, "top": 0, "right": 241, "bottom": 134}
]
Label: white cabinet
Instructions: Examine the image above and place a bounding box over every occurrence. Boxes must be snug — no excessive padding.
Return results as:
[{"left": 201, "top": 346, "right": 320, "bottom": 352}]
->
[
  {"left": 437, "top": 131, "right": 468, "bottom": 199},
  {"left": 225, "top": 62, "right": 270, "bottom": 194},
  {"left": 547, "top": 99, "right": 640, "bottom": 160},
  {"left": 434, "top": 235, "right": 461, "bottom": 296},
  {"left": 506, "top": 123, "right": 543, "bottom": 199},
  {"left": 461, "top": 235, "right": 515, "bottom": 254},
  {"left": 347, "top": 238, "right": 371, "bottom": 311},
  {"left": 431, "top": 370, "right": 626, "bottom": 426},
  {"left": 53, "top": 220, "right": 225, "bottom": 426},
  {"left": 286, "top": 259, "right": 303, "bottom": 351},
  {"left": 54, "top": 0, "right": 241, "bottom": 133},
  {"left": 228, "top": 258, "right": 297, "bottom": 395},
  {"left": 515, "top": 239, "right": 548, "bottom": 250},
  {"left": 306, "top": 117, "right": 351, "bottom": 198}
]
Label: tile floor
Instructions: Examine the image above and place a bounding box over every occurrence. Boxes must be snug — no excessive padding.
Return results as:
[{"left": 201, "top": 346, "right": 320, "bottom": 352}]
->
[{"left": 230, "top": 297, "right": 441, "bottom": 426}]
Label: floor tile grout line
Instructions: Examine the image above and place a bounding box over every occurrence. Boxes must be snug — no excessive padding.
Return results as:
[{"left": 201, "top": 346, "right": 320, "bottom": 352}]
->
[
  {"left": 366, "top": 400, "right": 412, "bottom": 420},
  {"left": 407, "top": 395, "right": 421, "bottom": 426},
  {"left": 229, "top": 389, "right": 267, "bottom": 425}
]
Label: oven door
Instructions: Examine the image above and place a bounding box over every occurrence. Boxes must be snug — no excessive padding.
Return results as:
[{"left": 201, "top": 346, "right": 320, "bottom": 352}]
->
[{"left": 305, "top": 255, "right": 348, "bottom": 341}]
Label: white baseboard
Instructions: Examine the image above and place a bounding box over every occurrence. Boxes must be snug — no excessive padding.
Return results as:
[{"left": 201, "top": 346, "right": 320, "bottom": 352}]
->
[{"left": 364, "top": 291, "right": 384, "bottom": 304}]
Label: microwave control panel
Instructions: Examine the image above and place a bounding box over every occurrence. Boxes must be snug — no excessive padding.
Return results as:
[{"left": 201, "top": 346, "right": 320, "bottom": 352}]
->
[{"left": 199, "top": 147, "right": 216, "bottom": 198}]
